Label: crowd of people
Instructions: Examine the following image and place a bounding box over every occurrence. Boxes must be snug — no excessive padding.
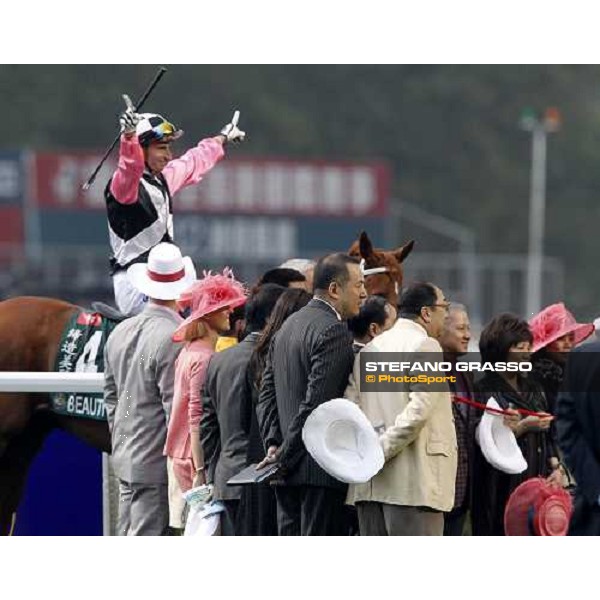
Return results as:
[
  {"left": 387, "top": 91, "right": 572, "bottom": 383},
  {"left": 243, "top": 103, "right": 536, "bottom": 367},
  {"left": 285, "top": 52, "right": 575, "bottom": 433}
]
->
[
  {"left": 103, "top": 241, "right": 600, "bottom": 536},
  {"left": 100, "top": 103, "right": 600, "bottom": 536}
]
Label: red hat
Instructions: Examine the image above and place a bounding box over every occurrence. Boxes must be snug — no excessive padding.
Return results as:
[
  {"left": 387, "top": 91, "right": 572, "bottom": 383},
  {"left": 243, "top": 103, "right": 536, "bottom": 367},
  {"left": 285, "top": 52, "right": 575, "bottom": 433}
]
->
[
  {"left": 172, "top": 268, "right": 247, "bottom": 343},
  {"left": 529, "top": 302, "right": 594, "bottom": 353},
  {"left": 504, "top": 477, "right": 572, "bottom": 536}
]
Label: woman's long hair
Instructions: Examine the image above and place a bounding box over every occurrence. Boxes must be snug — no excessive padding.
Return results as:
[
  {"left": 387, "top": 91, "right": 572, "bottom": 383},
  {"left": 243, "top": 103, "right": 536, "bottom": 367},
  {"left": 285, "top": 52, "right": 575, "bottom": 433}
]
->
[{"left": 250, "top": 288, "right": 312, "bottom": 390}]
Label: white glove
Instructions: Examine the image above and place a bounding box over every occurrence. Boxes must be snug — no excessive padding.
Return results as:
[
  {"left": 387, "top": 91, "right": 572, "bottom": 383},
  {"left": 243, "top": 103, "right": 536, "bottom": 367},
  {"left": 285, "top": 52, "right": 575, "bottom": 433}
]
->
[
  {"left": 119, "top": 94, "right": 140, "bottom": 136},
  {"left": 220, "top": 110, "right": 246, "bottom": 144}
]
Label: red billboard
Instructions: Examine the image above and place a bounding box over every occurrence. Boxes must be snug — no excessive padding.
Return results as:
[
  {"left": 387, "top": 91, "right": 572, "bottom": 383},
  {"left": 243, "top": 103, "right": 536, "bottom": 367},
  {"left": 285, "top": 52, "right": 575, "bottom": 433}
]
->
[
  {"left": 0, "top": 206, "right": 23, "bottom": 244},
  {"left": 0, "top": 206, "right": 24, "bottom": 267},
  {"left": 32, "top": 152, "right": 390, "bottom": 217}
]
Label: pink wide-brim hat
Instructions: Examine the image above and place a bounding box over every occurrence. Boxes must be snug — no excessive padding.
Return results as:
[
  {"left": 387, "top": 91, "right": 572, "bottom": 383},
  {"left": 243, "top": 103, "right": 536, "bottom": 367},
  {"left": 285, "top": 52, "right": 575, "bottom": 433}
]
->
[
  {"left": 504, "top": 477, "right": 573, "bottom": 536},
  {"left": 529, "top": 302, "right": 594, "bottom": 354},
  {"left": 172, "top": 268, "right": 247, "bottom": 343}
]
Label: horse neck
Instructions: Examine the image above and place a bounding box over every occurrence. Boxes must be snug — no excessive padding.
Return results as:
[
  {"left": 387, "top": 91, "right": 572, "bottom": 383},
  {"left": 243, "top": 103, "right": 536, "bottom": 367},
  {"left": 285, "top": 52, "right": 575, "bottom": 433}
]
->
[{"left": 0, "top": 297, "right": 78, "bottom": 372}]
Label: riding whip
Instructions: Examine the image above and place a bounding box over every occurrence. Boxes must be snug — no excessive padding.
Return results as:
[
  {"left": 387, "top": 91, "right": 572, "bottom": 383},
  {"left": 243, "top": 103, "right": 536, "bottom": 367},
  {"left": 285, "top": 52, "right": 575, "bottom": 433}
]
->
[{"left": 81, "top": 66, "right": 168, "bottom": 191}]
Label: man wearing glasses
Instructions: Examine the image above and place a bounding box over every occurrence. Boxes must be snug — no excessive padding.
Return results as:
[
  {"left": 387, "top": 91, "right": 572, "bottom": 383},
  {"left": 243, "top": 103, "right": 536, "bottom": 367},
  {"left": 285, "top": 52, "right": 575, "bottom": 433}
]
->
[
  {"left": 105, "top": 104, "right": 245, "bottom": 316},
  {"left": 345, "top": 282, "right": 457, "bottom": 535}
]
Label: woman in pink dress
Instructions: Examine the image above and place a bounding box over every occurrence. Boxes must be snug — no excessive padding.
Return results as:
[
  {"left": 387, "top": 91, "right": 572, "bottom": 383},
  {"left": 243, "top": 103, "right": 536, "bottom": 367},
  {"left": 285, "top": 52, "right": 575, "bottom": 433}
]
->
[{"left": 165, "top": 269, "right": 247, "bottom": 498}]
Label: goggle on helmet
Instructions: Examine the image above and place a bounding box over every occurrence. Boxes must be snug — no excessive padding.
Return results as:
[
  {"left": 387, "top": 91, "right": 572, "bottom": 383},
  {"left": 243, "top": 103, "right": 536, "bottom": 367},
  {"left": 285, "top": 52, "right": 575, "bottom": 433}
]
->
[{"left": 136, "top": 113, "right": 184, "bottom": 147}]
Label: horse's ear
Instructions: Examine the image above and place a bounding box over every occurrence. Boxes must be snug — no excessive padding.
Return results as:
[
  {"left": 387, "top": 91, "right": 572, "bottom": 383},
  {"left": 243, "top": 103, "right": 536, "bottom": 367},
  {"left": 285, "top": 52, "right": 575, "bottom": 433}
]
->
[
  {"left": 359, "top": 231, "right": 374, "bottom": 258},
  {"left": 394, "top": 240, "right": 415, "bottom": 263}
]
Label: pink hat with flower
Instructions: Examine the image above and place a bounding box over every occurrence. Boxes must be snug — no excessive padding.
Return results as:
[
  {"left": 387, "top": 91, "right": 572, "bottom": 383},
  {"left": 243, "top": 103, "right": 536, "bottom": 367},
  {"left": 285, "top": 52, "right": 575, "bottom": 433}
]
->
[
  {"left": 529, "top": 302, "right": 594, "bottom": 353},
  {"left": 172, "top": 268, "right": 247, "bottom": 343}
]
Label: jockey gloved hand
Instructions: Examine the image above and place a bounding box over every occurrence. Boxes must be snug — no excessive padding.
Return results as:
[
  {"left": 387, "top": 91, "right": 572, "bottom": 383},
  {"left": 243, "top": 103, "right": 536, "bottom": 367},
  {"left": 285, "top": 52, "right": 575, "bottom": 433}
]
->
[
  {"left": 219, "top": 110, "right": 246, "bottom": 144},
  {"left": 119, "top": 94, "right": 140, "bottom": 138}
]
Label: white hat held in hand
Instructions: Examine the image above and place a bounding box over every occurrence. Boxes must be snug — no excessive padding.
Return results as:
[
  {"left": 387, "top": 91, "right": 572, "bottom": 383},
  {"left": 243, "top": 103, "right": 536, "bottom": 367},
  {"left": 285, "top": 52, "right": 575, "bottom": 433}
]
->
[
  {"left": 476, "top": 397, "right": 527, "bottom": 475},
  {"left": 302, "top": 398, "right": 385, "bottom": 484}
]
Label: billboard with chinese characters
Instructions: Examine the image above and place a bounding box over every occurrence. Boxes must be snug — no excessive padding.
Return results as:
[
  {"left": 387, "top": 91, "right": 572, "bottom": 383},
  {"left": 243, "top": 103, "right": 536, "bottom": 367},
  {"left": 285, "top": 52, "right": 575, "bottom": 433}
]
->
[
  {"left": 29, "top": 151, "right": 389, "bottom": 285},
  {"left": 32, "top": 152, "right": 390, "bottom": 217}
]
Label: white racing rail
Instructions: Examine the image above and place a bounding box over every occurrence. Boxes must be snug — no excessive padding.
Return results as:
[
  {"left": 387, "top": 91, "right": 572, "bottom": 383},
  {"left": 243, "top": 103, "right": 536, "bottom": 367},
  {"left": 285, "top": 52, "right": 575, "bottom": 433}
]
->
[{"left": 0, "top": 372, "right": 104, "bottom": 393}]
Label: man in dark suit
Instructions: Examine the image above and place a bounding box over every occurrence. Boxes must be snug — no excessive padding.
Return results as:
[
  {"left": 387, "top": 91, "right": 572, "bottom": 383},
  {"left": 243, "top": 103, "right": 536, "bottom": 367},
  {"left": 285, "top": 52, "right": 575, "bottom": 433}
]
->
[
  {"left": 257, "top": 253, "right": 367, "bottom": 535},
  {"left": 556, "top": 341, "right": 600, "bottom": 535},
  {"left": 201, "top": 284, "right": 286, "bottom": 536}
]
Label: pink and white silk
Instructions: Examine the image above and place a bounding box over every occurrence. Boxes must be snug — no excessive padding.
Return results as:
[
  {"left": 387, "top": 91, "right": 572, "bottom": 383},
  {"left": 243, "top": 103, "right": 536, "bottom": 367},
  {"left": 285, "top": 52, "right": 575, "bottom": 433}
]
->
[{"left": 109, "top": 135, "right": 225, "bottom": 204}]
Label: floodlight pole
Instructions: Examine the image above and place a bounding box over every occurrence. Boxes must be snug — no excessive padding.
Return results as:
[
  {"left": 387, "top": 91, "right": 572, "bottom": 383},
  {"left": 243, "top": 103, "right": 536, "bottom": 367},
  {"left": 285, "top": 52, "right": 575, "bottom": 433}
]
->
[
  {"left": 521, "top": 109, "right": 559, "bottom": 318},
  {"left": 526, "top": 125, "right": 547, "bottom": 318}
]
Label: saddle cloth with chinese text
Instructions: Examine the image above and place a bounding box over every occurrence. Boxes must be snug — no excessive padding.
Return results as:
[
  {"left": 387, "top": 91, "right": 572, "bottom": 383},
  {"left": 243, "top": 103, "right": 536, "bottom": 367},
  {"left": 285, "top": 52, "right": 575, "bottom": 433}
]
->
[{"left": 50, "top": 311, "right": 119, "bottom": 421}]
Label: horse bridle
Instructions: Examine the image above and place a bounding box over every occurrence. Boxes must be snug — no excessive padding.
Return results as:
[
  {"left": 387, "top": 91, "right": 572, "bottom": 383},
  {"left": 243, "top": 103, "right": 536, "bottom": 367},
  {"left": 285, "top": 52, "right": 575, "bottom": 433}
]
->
[{"left": 360, "top": 259, "right": 400, "bottom": 296}]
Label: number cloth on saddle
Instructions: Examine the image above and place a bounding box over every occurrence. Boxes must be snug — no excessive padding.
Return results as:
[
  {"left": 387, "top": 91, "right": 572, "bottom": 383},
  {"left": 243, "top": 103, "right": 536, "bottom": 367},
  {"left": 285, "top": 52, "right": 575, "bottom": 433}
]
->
[{"left": 51, "top": 311, "right": 119, "bottom": 421}]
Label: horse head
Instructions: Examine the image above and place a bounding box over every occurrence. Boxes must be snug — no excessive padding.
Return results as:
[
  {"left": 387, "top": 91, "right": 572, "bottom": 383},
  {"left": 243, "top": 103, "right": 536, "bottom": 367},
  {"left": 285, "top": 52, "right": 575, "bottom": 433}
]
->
[{"left": 348, "top": 231, "right": 414, "bottom": 306}]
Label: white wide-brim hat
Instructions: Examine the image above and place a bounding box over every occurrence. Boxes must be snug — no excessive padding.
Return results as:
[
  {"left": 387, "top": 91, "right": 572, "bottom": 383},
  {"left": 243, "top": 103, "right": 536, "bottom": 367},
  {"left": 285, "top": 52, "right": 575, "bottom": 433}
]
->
[
  {"left": 302, "top": 398, "right": 385, "bottom": 484},
  {"left": 476, "top": 397, "right": 527, "bottom": 475},
  {"left": 127, "top": 242, "right": 196, "bottom": 300}
]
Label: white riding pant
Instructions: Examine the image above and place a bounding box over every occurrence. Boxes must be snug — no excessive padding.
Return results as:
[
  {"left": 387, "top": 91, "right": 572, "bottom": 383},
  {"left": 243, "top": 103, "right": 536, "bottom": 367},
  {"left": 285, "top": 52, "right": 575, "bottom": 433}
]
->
[{"left": 112, "top": 270, "right": 147, "bottom": 316}]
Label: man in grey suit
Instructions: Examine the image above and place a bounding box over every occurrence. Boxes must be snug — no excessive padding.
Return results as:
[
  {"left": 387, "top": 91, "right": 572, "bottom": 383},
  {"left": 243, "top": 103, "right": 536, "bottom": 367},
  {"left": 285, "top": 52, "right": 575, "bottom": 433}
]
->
[
  {"left": 103, "top": 243, "right": 196, "bottom": 535},
  {"left": 257, "top": 253, "right": 367, "bottom": 535}
]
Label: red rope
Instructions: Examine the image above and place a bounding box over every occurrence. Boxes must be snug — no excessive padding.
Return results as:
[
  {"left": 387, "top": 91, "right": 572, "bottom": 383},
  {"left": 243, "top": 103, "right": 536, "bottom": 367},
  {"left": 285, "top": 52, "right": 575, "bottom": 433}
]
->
[{"left": 452, "top": 394, "right": 552, "bottom": 418}]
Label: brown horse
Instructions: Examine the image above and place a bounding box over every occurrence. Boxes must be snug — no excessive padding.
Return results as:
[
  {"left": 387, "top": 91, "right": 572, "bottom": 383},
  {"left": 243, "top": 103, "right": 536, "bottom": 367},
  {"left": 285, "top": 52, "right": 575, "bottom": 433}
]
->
[
  {"left": 0, "top": 296, "right": 110, "bottom": 535},
  {"left": 349, "top": 231, "right": 414, "bottom": 306}
]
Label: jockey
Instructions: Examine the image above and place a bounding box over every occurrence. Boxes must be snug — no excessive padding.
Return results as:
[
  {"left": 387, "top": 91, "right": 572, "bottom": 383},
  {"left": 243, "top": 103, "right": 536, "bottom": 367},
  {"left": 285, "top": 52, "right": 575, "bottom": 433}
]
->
[{"left": 105, "top": 103, "right": 245, "bottom": 316}]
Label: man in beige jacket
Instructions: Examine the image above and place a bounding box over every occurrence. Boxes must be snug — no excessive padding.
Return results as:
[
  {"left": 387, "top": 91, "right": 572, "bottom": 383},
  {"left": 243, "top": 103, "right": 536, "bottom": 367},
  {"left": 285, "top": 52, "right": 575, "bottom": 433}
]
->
[{"left": 345, "top": 282, "right": 457, "bottom": 535}]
